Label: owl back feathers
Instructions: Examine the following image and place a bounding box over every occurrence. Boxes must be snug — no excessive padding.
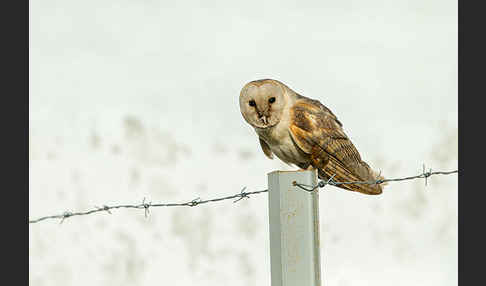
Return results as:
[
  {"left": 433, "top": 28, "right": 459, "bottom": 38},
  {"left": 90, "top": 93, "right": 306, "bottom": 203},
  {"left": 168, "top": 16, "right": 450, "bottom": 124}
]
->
[{"left": 289, "top": 97, "right": 385, "bottom": 195}]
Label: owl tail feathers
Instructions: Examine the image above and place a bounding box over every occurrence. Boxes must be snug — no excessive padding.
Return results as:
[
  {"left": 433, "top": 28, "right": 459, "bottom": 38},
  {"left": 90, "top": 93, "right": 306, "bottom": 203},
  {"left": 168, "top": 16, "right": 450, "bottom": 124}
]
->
[{"left": 318, "top": 157, "right": 386, "bottom": 195}]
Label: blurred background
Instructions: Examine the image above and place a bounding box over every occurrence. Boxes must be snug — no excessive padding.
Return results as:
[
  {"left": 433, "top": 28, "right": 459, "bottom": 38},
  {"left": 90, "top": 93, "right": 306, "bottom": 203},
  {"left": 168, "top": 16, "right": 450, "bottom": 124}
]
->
[{"left": 29, "top": 1, "right": 457, "bottom": 285}]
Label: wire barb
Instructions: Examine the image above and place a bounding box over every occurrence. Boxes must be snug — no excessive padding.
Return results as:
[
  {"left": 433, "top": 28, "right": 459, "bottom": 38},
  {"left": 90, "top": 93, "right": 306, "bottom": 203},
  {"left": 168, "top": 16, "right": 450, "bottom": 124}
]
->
[
  {"left": 142, "top": 198, "right": 152, "bottom": 218},
  {"left": 95, "top": 205, "right": 112, "bottom": 214},
  {"left": 233, "top": 187, "right": 250, "bottom": 203},
  {"left": 187, "top": 197, "right": 201, "bottom": 207},
  {"left": 318, "top": 174, "right": 337, "bottom": 189},
  {"left": 60, "top": 211, "right": 73, "bottom": 224},
  {"left": 422, "top": 164, "right": 433, "bottom": 187}
]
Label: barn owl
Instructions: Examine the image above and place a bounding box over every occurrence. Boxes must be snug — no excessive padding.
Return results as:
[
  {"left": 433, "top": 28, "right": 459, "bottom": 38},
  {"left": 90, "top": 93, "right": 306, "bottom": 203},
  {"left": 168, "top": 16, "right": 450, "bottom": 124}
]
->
[{"left": 239, "top": 79, "right": 385, "bottom": 195}]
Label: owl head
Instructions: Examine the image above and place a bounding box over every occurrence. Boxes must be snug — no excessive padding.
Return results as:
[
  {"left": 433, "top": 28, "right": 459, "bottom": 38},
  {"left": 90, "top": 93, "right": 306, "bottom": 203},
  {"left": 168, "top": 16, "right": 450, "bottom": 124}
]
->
[{"left": 239, "top": 79, "right": 290, "bottom": 129}]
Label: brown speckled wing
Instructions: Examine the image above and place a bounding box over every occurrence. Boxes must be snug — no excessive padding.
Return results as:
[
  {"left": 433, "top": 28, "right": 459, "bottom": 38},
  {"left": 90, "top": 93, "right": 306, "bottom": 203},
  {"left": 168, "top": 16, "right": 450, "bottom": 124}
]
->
[
  {"left": 259, "top": 138, "right": 274, "bottom": 159},
  {"left": 289, "top": 97, "right": 383, "bottom": 195}
]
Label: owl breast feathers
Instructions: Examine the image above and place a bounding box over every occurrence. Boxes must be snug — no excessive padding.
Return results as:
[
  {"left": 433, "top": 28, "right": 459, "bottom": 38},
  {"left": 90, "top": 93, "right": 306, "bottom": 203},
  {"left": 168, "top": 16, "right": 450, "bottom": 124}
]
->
[{"left": 239, "top": 79, "right": 385, "bottom": 195}]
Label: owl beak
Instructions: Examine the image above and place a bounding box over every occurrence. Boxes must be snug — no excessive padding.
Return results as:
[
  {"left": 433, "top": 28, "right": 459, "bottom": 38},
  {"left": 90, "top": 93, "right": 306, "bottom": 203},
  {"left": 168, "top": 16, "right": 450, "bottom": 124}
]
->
[{"left": 260, "top": 115, "right": 268, "bottom": 125}]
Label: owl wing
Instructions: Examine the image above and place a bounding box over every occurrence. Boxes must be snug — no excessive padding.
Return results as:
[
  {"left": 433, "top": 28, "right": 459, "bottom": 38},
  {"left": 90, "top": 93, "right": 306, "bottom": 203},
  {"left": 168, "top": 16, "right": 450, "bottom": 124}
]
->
[
  {"left": 259, "top": 138, "right": 274, "bottom": 159},
  {"left": 288, "top": 97, "right": 383, "bottom": 195}
]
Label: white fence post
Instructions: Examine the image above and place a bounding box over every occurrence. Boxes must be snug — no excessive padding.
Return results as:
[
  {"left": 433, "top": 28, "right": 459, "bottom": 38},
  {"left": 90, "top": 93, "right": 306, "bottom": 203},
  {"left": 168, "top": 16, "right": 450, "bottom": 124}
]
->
[{"left": 268, "top": 170, "right": 321, "bottom": 286}]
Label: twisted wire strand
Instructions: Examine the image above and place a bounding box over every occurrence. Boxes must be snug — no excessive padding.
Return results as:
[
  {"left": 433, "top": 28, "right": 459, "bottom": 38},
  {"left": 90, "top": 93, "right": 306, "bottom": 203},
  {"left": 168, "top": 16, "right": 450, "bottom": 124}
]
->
[
  {"left": 29, "top": 188, "right": 267, "bottom": 224},
  {"left": 293, "top": 167, "right": 458, "bottom": 192},
  {"left": 29, "top": 166, "right": 458, "bottom": 224}
]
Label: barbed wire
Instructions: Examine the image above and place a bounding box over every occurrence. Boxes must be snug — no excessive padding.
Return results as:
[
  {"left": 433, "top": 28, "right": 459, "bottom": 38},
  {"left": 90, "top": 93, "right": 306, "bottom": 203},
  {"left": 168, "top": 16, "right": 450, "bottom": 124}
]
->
[
  {"left": 293, "top": 165, "right": 458, "bottom": 192},
  {"left": 29, "top": 187, "right": 267, "bottom": 224},
  {"left": 29, "top": 165, "right": 458, "bottom": 224}
]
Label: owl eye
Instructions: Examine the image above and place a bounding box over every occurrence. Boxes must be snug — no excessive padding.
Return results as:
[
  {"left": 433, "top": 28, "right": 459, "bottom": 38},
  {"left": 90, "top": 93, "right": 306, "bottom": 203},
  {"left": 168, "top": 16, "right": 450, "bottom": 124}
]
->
[
  {"left": 249, "top": 100, "right": 256, "bottom": 107},
  {"left": 268, "top": 97, "right": 276, "bottom": 103}
]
